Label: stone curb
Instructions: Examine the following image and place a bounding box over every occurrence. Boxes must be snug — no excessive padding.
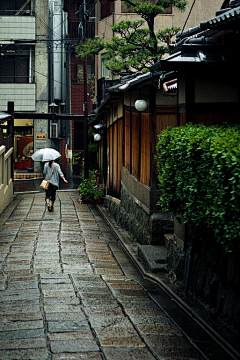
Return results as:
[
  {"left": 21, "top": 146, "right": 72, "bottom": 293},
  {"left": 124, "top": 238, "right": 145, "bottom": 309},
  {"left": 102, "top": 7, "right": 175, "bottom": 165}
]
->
[{"left": 96, "top": 204, "right": 238, "bottom": 360}]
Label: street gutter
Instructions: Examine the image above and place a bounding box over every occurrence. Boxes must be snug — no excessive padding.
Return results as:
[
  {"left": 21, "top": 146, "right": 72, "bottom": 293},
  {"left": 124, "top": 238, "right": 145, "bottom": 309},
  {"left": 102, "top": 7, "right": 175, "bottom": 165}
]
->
[{"left": 97, "top": 204, "right": 240, "bottom": 360}]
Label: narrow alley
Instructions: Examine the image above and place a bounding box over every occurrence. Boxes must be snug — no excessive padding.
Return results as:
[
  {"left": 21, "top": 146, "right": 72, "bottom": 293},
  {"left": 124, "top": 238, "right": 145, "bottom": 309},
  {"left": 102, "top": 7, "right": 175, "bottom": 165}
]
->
[{"left": 0, "top": 191, "right": 207, "bottom": 359}]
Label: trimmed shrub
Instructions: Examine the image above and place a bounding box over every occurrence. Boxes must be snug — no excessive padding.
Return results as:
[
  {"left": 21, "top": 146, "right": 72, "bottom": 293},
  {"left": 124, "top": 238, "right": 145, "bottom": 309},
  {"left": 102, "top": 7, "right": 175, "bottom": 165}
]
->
[{"left": 156, "top": 124, "right": 240, "bottom": 252}]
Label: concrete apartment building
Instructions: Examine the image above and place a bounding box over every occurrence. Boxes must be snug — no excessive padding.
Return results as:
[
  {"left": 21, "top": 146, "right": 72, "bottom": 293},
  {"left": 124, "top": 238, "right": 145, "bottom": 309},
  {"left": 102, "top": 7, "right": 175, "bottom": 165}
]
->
[
  {"left": 0, "top": 0, "right": 71, "bottom": 211},
  {"left": 0, "top": 0, "right": 72, "bottom": 168},
  {"left": 0, "top": 0, "right": 50, "bottom": 171},
  {"left": 0, "top": 0, "right": 50, "bottom": 210}
]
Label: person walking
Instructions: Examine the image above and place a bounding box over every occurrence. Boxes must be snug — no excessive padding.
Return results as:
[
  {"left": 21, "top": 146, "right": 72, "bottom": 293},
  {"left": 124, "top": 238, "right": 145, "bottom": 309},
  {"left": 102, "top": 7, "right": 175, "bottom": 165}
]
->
[{"left": 43, "top": 160, "right": 68, "bottom": 212}]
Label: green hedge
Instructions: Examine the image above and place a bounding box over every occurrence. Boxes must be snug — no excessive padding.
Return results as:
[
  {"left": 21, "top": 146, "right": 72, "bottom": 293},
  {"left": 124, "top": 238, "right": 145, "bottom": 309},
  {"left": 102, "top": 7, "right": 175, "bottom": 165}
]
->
[{"left": 156, "top": 124, "right": 240, "bottom": 252}]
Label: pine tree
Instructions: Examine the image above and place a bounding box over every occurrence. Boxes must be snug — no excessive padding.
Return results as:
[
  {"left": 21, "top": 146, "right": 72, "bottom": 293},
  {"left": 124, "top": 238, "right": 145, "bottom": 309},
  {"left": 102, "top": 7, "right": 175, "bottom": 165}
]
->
[{"left": 76, "top": 0, "right": 187, "bottom": 76}]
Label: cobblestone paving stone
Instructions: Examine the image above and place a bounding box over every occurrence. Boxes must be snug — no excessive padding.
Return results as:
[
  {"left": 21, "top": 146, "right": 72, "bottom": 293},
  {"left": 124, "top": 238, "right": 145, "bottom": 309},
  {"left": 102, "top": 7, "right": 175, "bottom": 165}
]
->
[{"left": 0, "top": 192, "right": 204, "bottom": 359}]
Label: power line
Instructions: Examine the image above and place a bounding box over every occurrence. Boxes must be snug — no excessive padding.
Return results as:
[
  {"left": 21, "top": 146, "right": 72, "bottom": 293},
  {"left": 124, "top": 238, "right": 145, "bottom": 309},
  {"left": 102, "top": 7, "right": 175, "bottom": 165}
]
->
[
  {"left": 179, "top": 0, "right": 197, "bottom": 38},
  {"left": 0, "top": 54, "right": 92, "bottom": 90}
]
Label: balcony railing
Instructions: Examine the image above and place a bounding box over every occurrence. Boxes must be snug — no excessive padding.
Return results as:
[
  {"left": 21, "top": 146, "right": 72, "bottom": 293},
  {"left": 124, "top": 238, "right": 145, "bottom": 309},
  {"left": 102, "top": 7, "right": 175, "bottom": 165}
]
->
[
  {"left": 0, "top": 9, "right": 31, "bottom": 15},
  {"left": 0, "top": 0, "right": 32, "bottom": 16},
  {"left": 0, "top": 83, "right": 36, "bottom": 112},
  {"left": 0, "top": 76, "right": 34, "bottom": 84}
]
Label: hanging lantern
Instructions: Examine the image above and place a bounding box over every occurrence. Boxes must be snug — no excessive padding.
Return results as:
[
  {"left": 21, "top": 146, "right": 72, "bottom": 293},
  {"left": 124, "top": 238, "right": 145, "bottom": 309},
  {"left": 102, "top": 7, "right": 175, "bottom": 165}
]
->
[
  {"left": 94, "top": 133, "right": 101, "bottom": 141},
  {"left": 134, "top": 99, "right": 147, "bottom": 112}
]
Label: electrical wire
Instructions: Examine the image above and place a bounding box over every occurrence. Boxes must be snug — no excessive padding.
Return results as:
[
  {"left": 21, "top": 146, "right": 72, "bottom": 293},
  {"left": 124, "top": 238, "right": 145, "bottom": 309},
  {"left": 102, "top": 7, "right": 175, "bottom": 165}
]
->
[
  {"left": 0, "top": 54, "right": 88, "bottom": 89},
  {"left": 179, "top": 0, "right": 197, "bottom": 38},
  {"left": 35, "top": 12, "right": 63, "bottom": 41}
]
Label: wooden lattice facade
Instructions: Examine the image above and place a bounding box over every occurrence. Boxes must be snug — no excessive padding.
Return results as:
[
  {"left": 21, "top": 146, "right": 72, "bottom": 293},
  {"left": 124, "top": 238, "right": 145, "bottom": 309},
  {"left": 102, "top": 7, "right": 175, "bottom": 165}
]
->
[
  {"left": 105, "top": 107, "right": 152, "bottom": 198},
  {"left": 100, "top": 85, "right": 178, "bottom": 201}
]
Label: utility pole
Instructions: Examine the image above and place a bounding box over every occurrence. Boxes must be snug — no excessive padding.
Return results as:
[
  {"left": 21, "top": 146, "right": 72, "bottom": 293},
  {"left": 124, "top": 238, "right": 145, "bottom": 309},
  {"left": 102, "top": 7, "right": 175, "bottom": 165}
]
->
[{"left": 83, "top": 0, "right": 89, "bottom": 179}]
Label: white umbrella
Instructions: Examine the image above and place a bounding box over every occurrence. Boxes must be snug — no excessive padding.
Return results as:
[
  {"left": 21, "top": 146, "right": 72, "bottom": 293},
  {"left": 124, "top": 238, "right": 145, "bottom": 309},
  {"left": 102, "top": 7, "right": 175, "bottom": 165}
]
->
[{"left": 31, "top": 148, "right": 61, "bottom": 162}]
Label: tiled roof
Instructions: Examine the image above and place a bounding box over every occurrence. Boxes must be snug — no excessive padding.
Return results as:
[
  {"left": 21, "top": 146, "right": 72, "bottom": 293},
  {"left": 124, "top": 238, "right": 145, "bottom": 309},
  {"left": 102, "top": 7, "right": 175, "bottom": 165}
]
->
[
  {"left": 177, "top": 6, "right": 240, "bottom": 41},
  {"left": 207, "top": 6, "right": 240, "bottom": 29}
]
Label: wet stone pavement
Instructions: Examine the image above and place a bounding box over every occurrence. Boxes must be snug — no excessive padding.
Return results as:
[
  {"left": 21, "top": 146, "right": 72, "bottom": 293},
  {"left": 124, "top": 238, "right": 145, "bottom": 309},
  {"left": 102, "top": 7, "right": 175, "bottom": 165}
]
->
[{"left": 0, "top": 191, "right": 203, "bottom": 360}]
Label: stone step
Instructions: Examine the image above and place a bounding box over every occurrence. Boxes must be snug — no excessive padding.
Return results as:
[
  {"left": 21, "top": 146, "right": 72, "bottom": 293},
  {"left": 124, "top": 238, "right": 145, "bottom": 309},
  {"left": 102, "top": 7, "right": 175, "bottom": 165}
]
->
[{"left": 138, "top": 245, "right": 168, "bottom": 273}]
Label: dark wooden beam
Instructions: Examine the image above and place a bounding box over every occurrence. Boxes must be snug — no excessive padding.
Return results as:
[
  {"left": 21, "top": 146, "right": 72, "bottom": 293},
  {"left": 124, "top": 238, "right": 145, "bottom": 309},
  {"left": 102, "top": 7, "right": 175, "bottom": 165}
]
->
[{"left": 13, "top": 113, "right": 84, "bottom": 121}]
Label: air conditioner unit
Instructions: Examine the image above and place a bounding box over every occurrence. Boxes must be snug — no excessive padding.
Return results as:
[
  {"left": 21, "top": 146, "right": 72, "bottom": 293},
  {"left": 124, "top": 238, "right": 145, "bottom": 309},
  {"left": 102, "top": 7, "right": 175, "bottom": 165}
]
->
[{"left": 50, "top": 123, "right": 58, "bottom": 138}]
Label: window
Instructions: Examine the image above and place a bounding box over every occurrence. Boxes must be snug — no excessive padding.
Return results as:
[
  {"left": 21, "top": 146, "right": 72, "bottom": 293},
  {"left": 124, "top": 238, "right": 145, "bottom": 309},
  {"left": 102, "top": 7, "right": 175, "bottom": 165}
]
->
[
  {"left": 0, "top": 0, "right": 31, "bottom": 16},
  {"left": 0, "top": 55, "right": 29, "bottom": 83},
  {"left": 102, "top": 57, "right": 110, "bottom": 79},
  {"left": 165, "top": 5, "right": 172, "bottom": 14},
  {"left": 100, "top": 0, "right": 114, "bottom": 20}
]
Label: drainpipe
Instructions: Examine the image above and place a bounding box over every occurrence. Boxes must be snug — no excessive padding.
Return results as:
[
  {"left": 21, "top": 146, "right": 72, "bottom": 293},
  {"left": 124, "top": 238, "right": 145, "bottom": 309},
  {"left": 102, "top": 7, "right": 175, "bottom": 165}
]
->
[
  {"left": 29, "top": 47, "right": 32, "bottom": 83},
  {"left": 49, "top": 0, "right": 54, "bottom": 103},
  {"left": 83, "top": 0, "right": 89, "bottom": 179}
]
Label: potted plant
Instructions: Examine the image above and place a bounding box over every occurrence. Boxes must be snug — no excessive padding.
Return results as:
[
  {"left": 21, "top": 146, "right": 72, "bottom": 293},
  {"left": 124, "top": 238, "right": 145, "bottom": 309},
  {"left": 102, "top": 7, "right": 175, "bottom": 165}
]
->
[
  {"left": 78, "top": 176, "right": 95, "bottom": 202},
  {"left": 92, "top": 184, "right": 105, "bottom": 204}
]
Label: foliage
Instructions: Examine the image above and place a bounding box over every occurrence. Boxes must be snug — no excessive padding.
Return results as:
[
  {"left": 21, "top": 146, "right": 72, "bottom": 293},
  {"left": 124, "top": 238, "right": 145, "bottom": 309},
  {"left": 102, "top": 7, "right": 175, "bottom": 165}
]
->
[
  {"left": 92, "top": 184, "right": 105, "bottom": 200},
  {"left": 156, "top": 124, "right": 240, "bottom": 252},
  {"left": 76, "top": 0, "right": 186, "bottom": 75},
  {"left": 78, "top": 174, "right": 95, "bottom": 197},
  {"left": 72, "top": 151, "right": 82, "bottom": 165},
  {"left": 78, "top": 173, "right": 105, "bottom": 200},
  {"left": 76, "top": 37, "right": 104, "bottom": 59},
  {"left": 157, "top": 27, "right": 181, "bottom": 44},
  {"left": 72, "top": 151, "right": 84, "bottom": 177},
  {"left": 77, "top": 66, "right": 96, "bottom": 103}
]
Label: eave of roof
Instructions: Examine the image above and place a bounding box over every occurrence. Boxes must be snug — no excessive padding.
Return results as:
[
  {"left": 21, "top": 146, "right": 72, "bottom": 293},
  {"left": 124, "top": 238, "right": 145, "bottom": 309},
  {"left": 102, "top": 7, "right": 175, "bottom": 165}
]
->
[
  {"left": 108, "top": 72, "right": 154, "bottom": 93},
  {"left": 176, "top": 6, "right": 240, "bottom": 41},
  {"left": 207, "top": 6, "right": 240, "bottom": 29},
  {"left": 159, "top": 48, "right": 239, "bottom": 70}
]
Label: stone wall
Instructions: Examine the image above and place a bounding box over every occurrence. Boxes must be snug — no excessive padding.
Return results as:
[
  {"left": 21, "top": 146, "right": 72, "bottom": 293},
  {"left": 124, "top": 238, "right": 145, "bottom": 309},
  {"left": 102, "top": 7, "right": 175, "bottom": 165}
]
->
[
  {"left": 189, "top": 232, "right": 240, "bottom": 330},
  {"left": 167, "top": 221, "right": 240, "bottom": 331},
  {"left": 105, "top": 184, "right": 173, "bottom": 245}
]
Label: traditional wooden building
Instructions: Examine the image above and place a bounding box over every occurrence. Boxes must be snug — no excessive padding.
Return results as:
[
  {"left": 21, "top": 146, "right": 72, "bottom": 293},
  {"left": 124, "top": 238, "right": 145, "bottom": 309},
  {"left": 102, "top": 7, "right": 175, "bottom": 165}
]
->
[
  {"left": 159, "top": 0, "right": 240, "bottom": 126},
  {"left": 92, "top": 0, "right": 240, "bottom": 246},
  {"left": 92, "top": 70, "right": 177, "bottom": 245}
]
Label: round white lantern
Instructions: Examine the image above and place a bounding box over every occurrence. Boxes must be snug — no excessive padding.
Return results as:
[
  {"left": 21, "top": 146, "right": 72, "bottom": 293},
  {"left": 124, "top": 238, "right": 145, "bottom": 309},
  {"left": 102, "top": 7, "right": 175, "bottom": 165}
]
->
[
  {"left": 135, "top": 99, "right": 147, "bottom": 112},
  {"left": 94, "top": 133, "right": 101, "bottom": 141}
]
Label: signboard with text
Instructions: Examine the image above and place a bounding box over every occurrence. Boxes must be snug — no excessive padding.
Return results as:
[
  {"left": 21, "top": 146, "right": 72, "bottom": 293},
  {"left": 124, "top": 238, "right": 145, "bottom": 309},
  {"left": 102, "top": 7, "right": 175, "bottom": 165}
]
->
[{"left": 36, "top": 133, "right": 46, "bottom": 140}]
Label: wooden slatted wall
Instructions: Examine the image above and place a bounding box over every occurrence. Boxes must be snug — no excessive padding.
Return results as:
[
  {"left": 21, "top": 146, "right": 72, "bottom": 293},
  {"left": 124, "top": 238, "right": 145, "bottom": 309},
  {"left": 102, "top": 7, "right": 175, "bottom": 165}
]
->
[
  {"left": 156, "top": 106, "right": 178, "bottom": 134},
  {"left": 108, "top": 126, "right": 113, "bottom": 194},
  {"left": 107, "top": 108, "right": 152, "bottom": 196},
  {"left": 117, "top": 119, "right": 123, "bottom": 194},
  {"left": 124, "top": 111, "right": 131, "bottom": 171},
  {"left": 131, "top": 112, "right": 140, "bottom": 179},
  {"left": 112, "top": 122, "right": 118, "bottom": 195},
  {"left": 140, "top": 113, "right": 150, "bottom": 186}
]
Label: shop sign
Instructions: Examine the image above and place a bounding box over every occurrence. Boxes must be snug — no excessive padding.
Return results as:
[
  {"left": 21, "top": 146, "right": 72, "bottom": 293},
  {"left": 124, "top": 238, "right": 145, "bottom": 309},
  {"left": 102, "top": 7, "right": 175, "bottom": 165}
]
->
[{"left": 36, "top": 133, "right": 46, "bottom": 140}]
